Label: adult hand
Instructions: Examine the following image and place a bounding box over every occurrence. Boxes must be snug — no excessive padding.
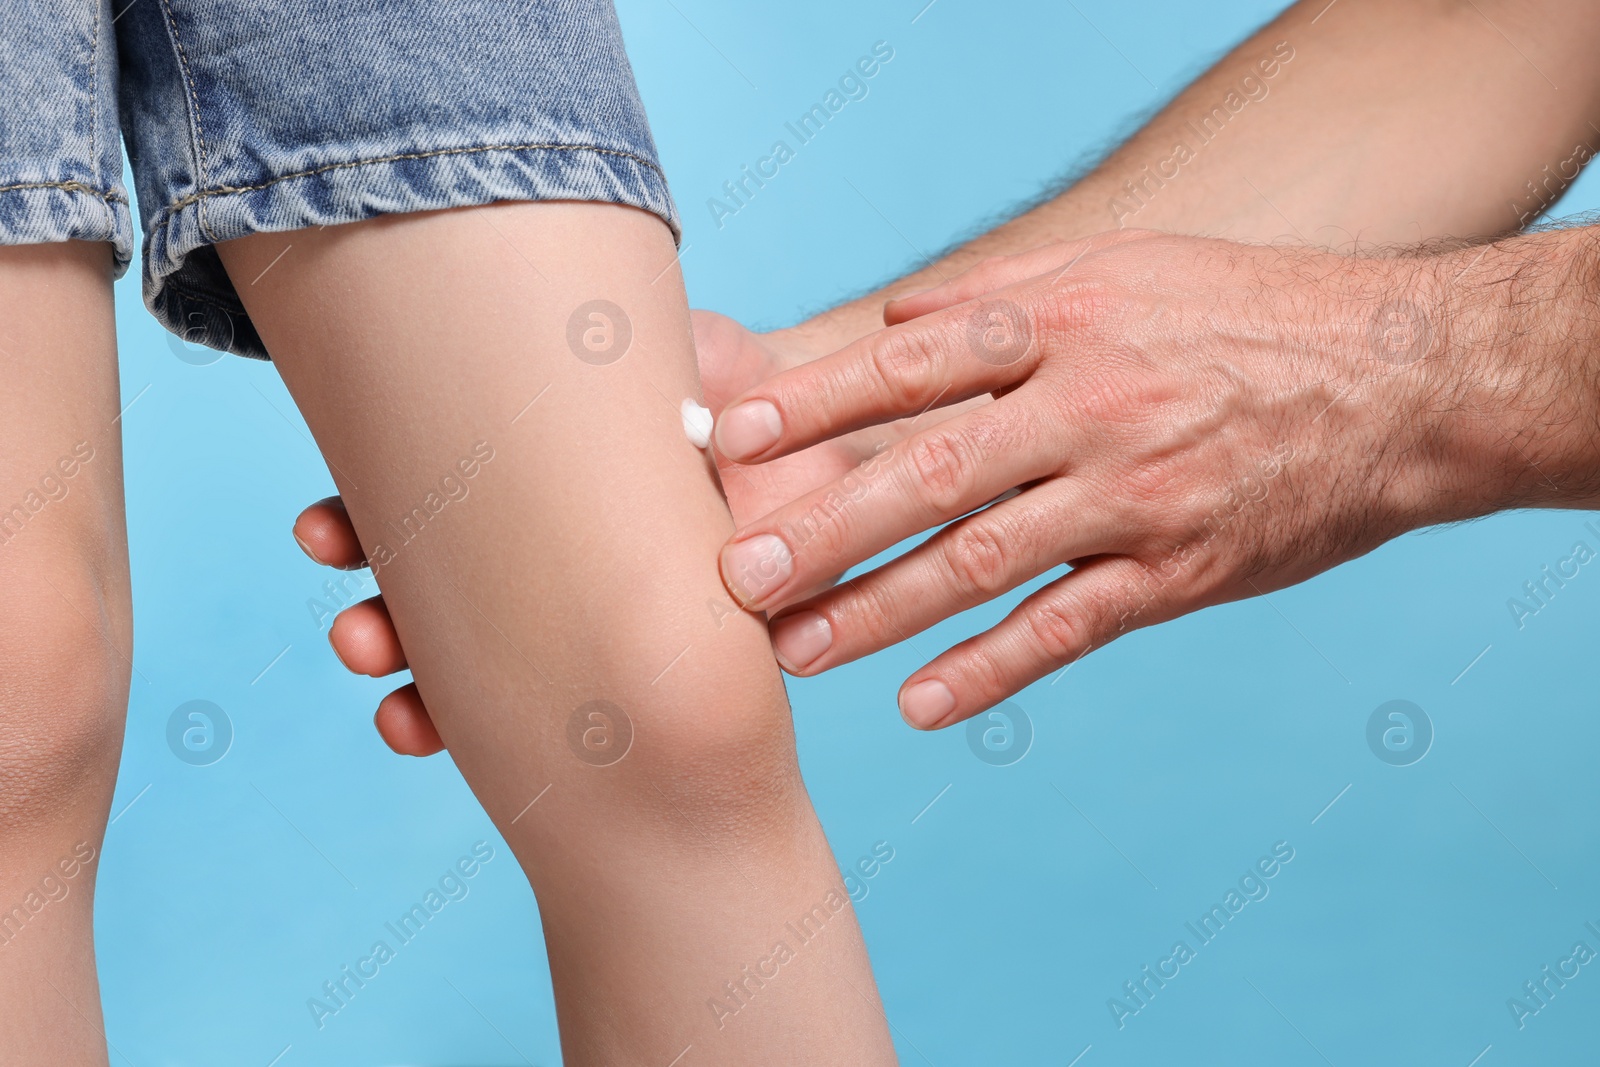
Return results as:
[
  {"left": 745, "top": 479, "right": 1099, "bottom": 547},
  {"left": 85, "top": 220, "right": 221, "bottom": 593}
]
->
[
  {"left": 712, "top": 231, "right": 1476, "bottom": 729},
  {"left": 297, "top": 310, "right": 980, "bottom": 755}
]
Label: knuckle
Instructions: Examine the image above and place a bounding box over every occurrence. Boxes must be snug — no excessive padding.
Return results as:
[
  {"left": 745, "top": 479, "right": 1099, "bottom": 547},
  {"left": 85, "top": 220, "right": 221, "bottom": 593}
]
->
[
  {"left": 1114, "top": 559, "right": 1174, "bottom": 630},
  {"left": 1026, "top": 600, "right": 1088, "bottom": 663},
  {"left": 868, "top": 328, "right": 942, "bottom": 411},
  {"left": 1055, "top": 369, "right": 1147, "bottom": 431},
  {"left": 1038, "top": 278, "right": 1114, "bottom": 339},
  {"left": 943, "top": 522, "right": 1012, "bottom": 597},
  {"left": 1120, "top": 460, "right": 1180, "bottom": 512},
  {"left": 905, "top": 431, "right": 976, "bottom": 512},
  {"left": 1022, "top": 293, "right": 1063, "bottom": 347},
  {"left": 841, "top": 581, "right": 907, "bottom": 651},
  {"left": 777, "top": 490, "right": 858, "bottom": 573}
]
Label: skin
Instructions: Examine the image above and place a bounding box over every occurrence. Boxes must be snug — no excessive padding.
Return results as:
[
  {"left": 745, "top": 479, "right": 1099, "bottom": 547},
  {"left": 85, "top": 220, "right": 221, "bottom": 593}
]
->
[
  {"left": 302, "top": 0, "right": 1600, "bottom": 748},
  {"left": 294, "top": 307, "right": 927, "bottom": 756},
  {"left": 216, "top": 201, "right": 895, "bottom": 1066},
  {"left": 0, "top": 241, "right": 131, "bottom": 1066},
  {"left": 0, "top": 1, "right": 1587, "bottom": 1061},
  {"left": 714, "top": 226, "right": 1600, "bottom": 726}
]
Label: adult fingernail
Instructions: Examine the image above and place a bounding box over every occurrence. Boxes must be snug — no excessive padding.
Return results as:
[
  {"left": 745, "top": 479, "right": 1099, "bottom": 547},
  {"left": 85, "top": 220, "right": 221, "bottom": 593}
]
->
[
  {"left": 771, "top": 611, "right": 832, "bottom": 673},
  {"left": 716, "top": 399, "right": 783, "bottom": 460},
  {"left": 721, "top": 533, "right": 794, "bottom": 607},
  {"left": 900, "top": 679, "right": 956, "bottom": 729}
]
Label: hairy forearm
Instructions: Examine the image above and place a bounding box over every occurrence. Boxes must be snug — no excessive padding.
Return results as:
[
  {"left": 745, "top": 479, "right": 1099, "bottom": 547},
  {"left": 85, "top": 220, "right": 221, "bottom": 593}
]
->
[
  {"left": 1417, "top": 225, "right": 1600, "bottom": 518},
  {"left": 793, "top": 0, "right": 1600, "bottom": 353}
]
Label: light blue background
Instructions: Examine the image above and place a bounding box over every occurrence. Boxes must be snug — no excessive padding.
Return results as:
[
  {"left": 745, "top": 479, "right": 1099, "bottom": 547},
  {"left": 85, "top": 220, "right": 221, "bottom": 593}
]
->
[{"left": 98, "top": 1, "right": 1600, "bottom": 1064}]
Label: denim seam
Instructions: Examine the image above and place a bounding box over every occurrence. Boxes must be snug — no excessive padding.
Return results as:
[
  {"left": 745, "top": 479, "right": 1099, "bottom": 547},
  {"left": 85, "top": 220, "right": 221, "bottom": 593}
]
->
[
  {"left": 161, "top": 141, "right": 670, "bottom": 214},
  {"left": 0, "top": 180, "right": 127, "bottom": 204},
  {"left": 88, "top": 1, "right": 100, "bottom": 196},
  {"left": 157, "top": 0, "right": 217, "bottom": 243},
  {"left": 165, "top": 278, "right": 243, "bottom": 314}
]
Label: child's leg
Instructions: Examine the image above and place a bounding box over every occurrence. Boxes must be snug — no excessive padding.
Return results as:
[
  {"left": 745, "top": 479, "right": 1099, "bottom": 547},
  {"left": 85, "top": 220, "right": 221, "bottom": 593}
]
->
[
  {"left": 215, "top": 202, "right": 895, "bottom": 1065},
  {"left": 0, "top": 242, "right": 131, "bottom": 1065}
]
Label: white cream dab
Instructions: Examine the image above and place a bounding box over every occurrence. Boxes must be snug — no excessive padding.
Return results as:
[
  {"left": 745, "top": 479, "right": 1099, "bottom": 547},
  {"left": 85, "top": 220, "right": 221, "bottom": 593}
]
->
[{"left": 681, "top": 398, "right": 714, "bottom": 449}]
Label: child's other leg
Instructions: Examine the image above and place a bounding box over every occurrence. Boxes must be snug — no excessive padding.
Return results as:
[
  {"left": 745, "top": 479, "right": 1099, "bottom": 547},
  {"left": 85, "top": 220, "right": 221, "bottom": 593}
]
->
[
  {"left": 0, "top": 242, "right": 131, "bottom": 1065},
  {"left": 216, "top": 202, "right": 895, "bottom": 1066}
]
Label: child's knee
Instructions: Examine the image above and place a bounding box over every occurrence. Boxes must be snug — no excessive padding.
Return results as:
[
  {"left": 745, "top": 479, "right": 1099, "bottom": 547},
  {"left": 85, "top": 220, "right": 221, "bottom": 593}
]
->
[
  {"left": 0, "top": 557, "right": 130, "bottom": 832},
  {"left": 588, "top": 666, "right": 808, "bottom": 840}
]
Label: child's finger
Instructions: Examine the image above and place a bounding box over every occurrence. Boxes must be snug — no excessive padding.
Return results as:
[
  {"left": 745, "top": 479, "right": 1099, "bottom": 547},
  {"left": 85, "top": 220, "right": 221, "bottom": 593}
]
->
[
  {"left": 293, "top": 495, "right": 368, "bottom": 570},
  {"left": 328, "top": 596, "right": 408, "bottom": 677},
  {"left": 374, "top": 684, "right": 445, "bottom": 757}
]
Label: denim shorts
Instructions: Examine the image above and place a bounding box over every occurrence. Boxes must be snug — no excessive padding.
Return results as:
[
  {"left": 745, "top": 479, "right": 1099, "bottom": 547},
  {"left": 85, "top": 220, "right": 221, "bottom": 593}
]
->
[{"left": 0, "top": 0, "right": 679, "bottom": 359}]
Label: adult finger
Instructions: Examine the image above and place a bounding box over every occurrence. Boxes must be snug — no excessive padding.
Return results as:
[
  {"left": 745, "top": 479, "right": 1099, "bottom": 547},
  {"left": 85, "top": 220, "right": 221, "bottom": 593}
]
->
[
  {"left": 294, "top": 495, "right": 367, "bottom": 570},
  {"left": 712, "top": 294, "right": 1049, "bottom": 464},
  {"left": 897, "top": 555, "right": 1181, "bottom": 729},
  {"left": 768, "top": 478, "right": 1125, "bottom": 674},
  {"left": 720, "top": 394, "right": 1064, "bottom": 610},
  {"left": 883, "top": 230, "right": 1155, "bottom": 326}
]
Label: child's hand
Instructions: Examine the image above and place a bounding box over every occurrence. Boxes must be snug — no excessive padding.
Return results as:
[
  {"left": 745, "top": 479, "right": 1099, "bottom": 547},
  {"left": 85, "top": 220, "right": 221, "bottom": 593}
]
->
[
  {"left": 297, "top": 310, "right": 977, "bottom": 755},
  {"left": 292, "top": 497, "right": 443, "bottom": 755}
]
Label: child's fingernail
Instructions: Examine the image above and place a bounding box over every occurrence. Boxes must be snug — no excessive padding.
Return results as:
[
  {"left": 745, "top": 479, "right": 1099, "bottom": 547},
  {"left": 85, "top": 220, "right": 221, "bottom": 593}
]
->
[
  {"left": 327, "top": 625, "right": 354, "bottom": 672},
  {"left": 771, "top": 611, "right": 832, "bottom": 673},
  {"left": 294, "top": 530, "right": 325, "bottom": 565},
  {"left": 716, "top": 399, "right": 783, "bottom": 460},
  {"left": 720, "top": 533, "right": 793, "bottom": 606},
  {"left": 899, "top": 679, "right": 956, "bottom": 729}
]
